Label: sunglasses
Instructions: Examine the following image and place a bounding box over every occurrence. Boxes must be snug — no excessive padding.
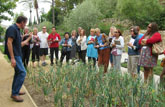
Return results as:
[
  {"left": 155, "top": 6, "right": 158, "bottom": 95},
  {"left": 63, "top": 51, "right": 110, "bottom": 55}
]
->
[
  {"left": 148, "top": 26, "right": 151, "bottom": 29},
  {"left": 114, "top": 32, "right": 118, "bottom": 33}
]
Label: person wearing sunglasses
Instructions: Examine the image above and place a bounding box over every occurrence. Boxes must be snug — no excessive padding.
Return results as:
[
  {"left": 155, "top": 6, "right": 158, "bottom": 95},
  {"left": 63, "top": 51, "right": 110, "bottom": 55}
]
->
[
  {"left": 127, "top": 27, "right": 142, "bottom": 77},
  {"left": 139, "top": 22, "right": 162, "bottom": 82},
  {"left": 38, "top": 26, "right": 49, "bottom": 66}
]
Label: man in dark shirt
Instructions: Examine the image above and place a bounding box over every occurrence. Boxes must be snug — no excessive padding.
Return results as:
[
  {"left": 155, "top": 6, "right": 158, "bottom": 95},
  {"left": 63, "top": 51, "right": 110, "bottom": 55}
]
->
[{"left": 4, "top": 16, "right": 32, "bottom": 102}]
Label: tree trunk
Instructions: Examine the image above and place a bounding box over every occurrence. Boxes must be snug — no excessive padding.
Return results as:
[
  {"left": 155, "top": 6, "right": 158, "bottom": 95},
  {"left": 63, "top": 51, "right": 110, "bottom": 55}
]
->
[
  {"left": 52, "top": 0, "right": 55, "bottom": 25},
  {"left": 36, "top": 8, "right": 40, "bottom": 24},
  {"left": 34, "top": 0, "right": 40, "bottom": 24},
  {"left": 29, "top": 8, "right": 32, "bottom": 26}
]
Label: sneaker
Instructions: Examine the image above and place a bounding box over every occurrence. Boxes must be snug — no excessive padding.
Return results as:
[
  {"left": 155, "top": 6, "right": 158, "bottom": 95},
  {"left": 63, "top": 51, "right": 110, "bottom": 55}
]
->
[
  {"left": 50, "top": 63, "right": 54, "bottom": 66},
  {"left": 42, "top": 62, "right": 46, "bottom": 66}
]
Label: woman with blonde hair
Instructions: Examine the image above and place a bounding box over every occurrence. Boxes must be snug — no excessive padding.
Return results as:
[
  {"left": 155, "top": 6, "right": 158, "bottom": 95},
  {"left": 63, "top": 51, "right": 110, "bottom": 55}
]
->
[
  {"left": 70, "top": 30, "right": 77, "bottom": 60},
  {"left": 109, "top": 26, "right": 116, "bottom": 37},
  {"left": 109, "top": 26, "right": 116, "bottom": 68},
  {"left": 87, "top": 28, "right": 98, "bottom": 66},
  {"left": 95, "top": 28, "right": 110, "bottom": 73},
  {"left": 22, "top": 27, "right": 31, "bottom": 68},
  {"left": 32, "top": 27, "right": 40, "bottom": 67}
]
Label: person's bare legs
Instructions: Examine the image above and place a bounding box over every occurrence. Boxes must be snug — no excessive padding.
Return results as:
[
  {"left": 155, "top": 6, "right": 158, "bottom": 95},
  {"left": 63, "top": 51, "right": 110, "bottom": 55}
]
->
[
  {"left": 148, "top": 67, "right": 153, "bottom": 82},
  {"left": 111, "top": 63, "right": 113, "bottom": 68},
  {"left": 43, "top": 55, "right": 46, "bottom": 62},
  {"left": 32, "top": 62, "right": 35, "bottom": 68},
  {"left": 160, "top": 67, "right": 165, "bottom": 79},
  {"left": 144, "top": 67, "right": 153, "bottom": 83},
  {"left": 40, "top": 56, "right": 43, "bottom": 64},
  {"left": 144, "top": 67, "right": 150, "bottom": 82}
]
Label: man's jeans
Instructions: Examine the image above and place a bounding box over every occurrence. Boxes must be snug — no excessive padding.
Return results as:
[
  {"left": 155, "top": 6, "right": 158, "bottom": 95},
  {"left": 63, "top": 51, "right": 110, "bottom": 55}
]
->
[{"left": 11, "top": 56, "right": 26, "bottom": 96}]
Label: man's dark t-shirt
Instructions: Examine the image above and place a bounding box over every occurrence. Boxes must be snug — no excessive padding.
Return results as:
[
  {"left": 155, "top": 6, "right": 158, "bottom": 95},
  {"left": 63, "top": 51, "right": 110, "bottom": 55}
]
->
[{"left": 4, "top": 24, "right": 22, "bottom": 57}]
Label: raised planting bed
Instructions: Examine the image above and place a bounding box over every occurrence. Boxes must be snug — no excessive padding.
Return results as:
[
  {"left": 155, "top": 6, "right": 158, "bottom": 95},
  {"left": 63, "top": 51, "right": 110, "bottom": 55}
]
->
[{"left": 24, "top": 63, "right": 165, "bottom": 107}]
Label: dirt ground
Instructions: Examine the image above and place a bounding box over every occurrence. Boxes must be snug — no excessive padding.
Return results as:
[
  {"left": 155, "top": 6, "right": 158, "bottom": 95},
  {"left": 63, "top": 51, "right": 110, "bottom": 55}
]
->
[{"left": 0, "top": 52, "right": 35, "bottom": 107}]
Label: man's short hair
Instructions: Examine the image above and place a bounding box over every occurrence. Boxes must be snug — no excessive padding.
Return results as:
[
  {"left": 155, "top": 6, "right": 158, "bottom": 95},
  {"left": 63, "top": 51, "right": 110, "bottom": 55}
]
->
[
  {"left": 16, "top": 16, "right": 27, "bottom": 24},
  {"left": 52, "top": 26, "right": 56, "bottom": 29},
  {"left": 42, "top": 26, "right": 46, "bottom": 29}
]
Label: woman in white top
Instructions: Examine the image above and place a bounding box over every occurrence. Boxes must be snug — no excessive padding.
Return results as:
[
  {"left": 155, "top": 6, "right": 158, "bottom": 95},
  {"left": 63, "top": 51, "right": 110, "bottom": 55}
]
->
[
  {"left": 76, "top": 29, "right": 87, "bottom": 63},
  {"left": 111, "top": 29, "right": 124, "bottom": 71}
]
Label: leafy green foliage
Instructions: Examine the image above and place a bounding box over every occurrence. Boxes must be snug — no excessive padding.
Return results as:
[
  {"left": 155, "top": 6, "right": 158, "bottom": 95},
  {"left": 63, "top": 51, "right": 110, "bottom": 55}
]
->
[
  {"left": 37, "top": 21, "right": 54, "bottom": 33},
  {"left": 59, "top": 0, "right": 165, "bottom": 31},
  {"left": 115, "top": 0, "right": 165, "bottom": 29},
  {"left": 55, "top": 0, "right": 84, "bottom": 13},
  {"left": 0, "top": 26, "right": 5, "bottom": 42},
  {"left": 41, "top": 7, "right": 63, "bottom": 26},
  {"left": 13, "top": 12, "right": 24, "bottom": 23},
  {"left": 0, "top": 45, "right": 10, "bottom": 62},
  {"left": 91, "top": 0, "right": 117, "bottom": 18},
  {"left": 0, "top": 0, "right": 18, "bottom": 22},
  {"left": 64, "top": 0, "right": 103, "bottom": 34}
]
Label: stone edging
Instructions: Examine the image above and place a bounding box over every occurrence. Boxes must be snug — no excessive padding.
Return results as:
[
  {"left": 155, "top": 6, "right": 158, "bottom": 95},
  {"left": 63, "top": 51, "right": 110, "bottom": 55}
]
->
[{"left": 23, "top": 85, "right": 38, "bottom": 107}]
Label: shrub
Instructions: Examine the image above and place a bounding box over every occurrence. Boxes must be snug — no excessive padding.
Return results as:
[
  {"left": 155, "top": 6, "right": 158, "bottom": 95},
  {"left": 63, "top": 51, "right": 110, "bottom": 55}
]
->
[
  {"left": 115, "top": 0, "right": 165, "bottom": 29},
  {"left": 64, "top": 0, "right": 103, "bottom": 35},
  {"left": 37, "top": 21, "right": 54, "bottom": 33}
]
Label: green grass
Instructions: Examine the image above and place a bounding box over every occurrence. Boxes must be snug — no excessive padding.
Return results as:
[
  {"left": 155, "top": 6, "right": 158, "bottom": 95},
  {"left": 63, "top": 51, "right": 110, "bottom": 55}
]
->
[
  {"left": 0, "top": 45, "right": 4, "bottom": 53},
  {"left": 0, "top": 45, "right": 10, "bottom": 62},
  {"left": 121, "top": 60, "right": 163, "bottom": 75}
]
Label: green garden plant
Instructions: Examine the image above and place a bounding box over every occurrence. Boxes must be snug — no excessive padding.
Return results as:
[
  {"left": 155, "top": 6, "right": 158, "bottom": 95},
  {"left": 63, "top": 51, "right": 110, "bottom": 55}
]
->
[{"left": 27, "top": 62, "right": 165, "bottom": 106}]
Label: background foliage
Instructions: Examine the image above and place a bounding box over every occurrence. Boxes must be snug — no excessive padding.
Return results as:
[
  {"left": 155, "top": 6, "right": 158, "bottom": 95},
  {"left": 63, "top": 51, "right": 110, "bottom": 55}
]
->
[{"left": 0, "top": 0, "right": 18, "bottom": 23}]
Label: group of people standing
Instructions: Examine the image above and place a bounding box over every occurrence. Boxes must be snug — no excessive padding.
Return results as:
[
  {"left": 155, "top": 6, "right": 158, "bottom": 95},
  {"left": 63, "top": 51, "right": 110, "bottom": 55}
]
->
[
  {"left": 21, "top": 25, "right": 125, "bottom": 73},
  {"left": 21, "top": 22, "right": 165, "bottom": 81},
  {"left": 4, "top": 16, "right": 165, "bottom": 102},
  {"left": 127, "top": 23, "right": 164, "bottom": 82}
]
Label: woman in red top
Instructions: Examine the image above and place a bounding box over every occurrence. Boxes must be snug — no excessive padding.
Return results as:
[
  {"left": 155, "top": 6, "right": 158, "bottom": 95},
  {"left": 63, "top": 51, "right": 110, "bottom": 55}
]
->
[{"left": 139, "top": 22, "right": 162, "bottom": 82}]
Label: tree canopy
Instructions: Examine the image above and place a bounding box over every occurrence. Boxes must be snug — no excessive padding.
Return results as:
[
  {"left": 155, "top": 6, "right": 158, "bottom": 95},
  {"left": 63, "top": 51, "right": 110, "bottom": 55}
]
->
[
  {"left": 63, "top": 0, "right": 165, "bottom": 30},
  {"left": 64, "top": 0, "right": 103, "bottom": 33},
  {"left": 0, "top": 0, "right": 18, "bottom": 23}
]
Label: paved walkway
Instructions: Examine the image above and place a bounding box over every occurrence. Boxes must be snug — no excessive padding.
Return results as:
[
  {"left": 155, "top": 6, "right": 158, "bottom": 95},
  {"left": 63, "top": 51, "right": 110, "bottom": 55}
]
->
[{"left": 0, "top": 52, "right": 36, "bottom": 107}]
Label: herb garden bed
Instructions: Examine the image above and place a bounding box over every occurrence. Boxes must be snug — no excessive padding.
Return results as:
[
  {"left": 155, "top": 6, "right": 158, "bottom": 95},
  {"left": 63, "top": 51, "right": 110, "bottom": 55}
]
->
[{"left": 24, "top": 63, "right": 165, "bottom": 107}]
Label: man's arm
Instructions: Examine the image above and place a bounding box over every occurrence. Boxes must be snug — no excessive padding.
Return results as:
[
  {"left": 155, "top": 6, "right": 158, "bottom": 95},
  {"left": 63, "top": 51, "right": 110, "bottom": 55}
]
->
[
  {"left": 21, "top": 32, "right": 32, "bottom": 47},
  {"left": 7, "top": 37, "right": 16, "bottom": 67}
]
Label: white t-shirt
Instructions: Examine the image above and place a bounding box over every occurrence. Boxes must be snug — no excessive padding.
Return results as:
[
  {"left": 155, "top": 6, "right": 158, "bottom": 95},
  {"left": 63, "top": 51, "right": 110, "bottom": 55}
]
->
[
  {"left": 128, "top": 37, "right": 135, "bottom": 49},
  {"left": 38, "top": 32, "right": 49, "bottom": 48}
]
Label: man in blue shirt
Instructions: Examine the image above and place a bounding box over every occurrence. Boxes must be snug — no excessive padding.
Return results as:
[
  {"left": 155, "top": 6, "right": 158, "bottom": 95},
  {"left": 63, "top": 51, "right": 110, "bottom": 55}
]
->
[{"left": 4, "top": 16, "right": 32, "bottom": 102}]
